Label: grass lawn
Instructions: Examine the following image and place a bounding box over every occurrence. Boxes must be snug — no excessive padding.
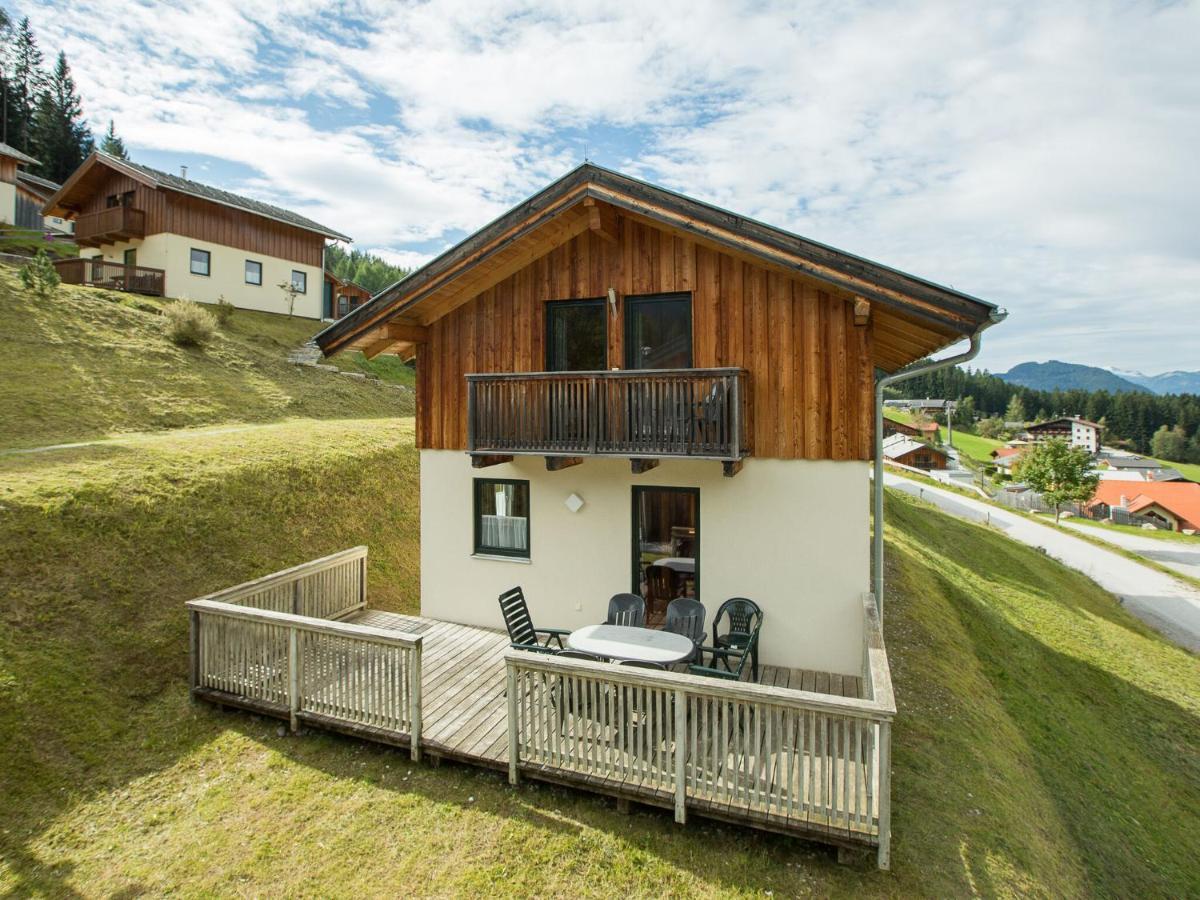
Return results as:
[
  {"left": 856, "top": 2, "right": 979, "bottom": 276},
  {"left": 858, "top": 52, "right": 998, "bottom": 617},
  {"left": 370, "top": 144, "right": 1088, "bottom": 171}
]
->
[
  {"left": 1063, "top": 514, "right": 1200, "bottom": 543},
  {"left": 0, "top": 268, "right": 412, "bottom": 449},
  {"left": 938, "top": 426, "right": 1004, "bottom": 464},
  {"left": 2, "top": 419, "right": 1197, "bottom": 896}
]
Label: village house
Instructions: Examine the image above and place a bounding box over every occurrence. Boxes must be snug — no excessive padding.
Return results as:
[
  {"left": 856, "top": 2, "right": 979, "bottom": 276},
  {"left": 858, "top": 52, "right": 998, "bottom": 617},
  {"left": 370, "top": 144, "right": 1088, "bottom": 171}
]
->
[
  {"left": 882, "top": 417, "right": 939, "bottom": 441},
  {"left": 1024, "top": 416, "right": 1101, "bottom": 453},
  {"left": 883, "top": 433, "right": 949, "bottom": 470},
  {"left": 41, "top": 151, "right": 350, "bottom": 316},
  {"left": 324, "top": 269, "right": 373, "bottom": 319},
  {"left": 1087, "top": 481, "right": 1200, "bottom": 532}
]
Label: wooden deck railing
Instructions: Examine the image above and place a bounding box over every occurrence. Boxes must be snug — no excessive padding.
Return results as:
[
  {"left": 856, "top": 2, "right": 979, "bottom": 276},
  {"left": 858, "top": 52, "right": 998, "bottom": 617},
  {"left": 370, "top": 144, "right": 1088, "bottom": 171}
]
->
[
  {"left": 505, "top": 593, "right": 895, "bottom": 868},
  {"left": 55, "top": 257, "right": 165, "bottom": 297},
  {"left": 186, "top": 548, "right": 423, "bottom": 758},
  {"left": 467, "top": 368, "right": 750, "bottom": 462},
  {"left": 74, "top": 205, "right": 145, "bottom": 244}
]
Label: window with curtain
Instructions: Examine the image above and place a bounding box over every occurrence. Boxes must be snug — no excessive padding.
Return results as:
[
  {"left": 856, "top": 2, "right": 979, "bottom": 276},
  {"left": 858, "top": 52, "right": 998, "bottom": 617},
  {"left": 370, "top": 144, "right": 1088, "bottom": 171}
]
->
[{"left": 473, "top": 478, "right": 530, "bottom": 558}]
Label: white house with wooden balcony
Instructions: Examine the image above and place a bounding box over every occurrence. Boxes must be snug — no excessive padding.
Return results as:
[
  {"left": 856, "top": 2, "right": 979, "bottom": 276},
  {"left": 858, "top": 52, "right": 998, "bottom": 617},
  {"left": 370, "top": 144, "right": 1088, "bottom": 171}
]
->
[
  {"left": 186, "top": 164, "right": 1001, "bottom": 868},
  {"left": 41, "top": 151, "right": 350, "bottom": 315}
]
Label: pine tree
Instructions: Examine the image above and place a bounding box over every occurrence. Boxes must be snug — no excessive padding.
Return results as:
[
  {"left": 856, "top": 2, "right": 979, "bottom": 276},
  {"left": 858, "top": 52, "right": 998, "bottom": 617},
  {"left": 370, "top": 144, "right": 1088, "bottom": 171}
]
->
[
  {"left": 1004, "top": 394, "right": 1027, "bottom": 424},
  {"left": 99, "top": 119, "right": 128, "bottom": 159},
  {"left": 31, "top": 52, "right": 93, "bottom": 182},
  {"left": 6, "top": 17, "right": 43, "bottom": 153}
]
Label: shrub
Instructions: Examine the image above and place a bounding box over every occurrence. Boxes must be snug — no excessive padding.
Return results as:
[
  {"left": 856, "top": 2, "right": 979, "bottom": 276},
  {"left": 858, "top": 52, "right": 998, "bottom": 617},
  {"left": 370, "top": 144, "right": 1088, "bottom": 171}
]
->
[
  {"left": 163, "top": 300, "right": 217, "bottom": 348},
  {"left": 214, "top": 295, "right": 235, "bottom": 327},
  {"left": 19, "top": 249, "right": 61, "bottom": 300}
]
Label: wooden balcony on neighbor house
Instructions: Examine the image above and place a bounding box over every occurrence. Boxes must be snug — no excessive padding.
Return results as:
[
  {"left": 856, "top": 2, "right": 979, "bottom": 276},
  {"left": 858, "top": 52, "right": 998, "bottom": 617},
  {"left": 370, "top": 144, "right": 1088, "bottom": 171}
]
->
[
  {"left": 186, "top": 547, "right": 896, "bottom": 868},
  {"left": 467, "top": 368, "right": 751, "bottom": 473},
  {"left": 73, "top": 205, "right": 146, "bottom": 246},
  {"left": 55, "top": 257, "right": 165, "bottom": 297}
]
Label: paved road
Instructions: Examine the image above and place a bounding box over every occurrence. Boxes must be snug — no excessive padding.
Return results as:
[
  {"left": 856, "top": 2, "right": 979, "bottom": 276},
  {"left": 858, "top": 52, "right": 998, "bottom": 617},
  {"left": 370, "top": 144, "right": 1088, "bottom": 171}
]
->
[
  {"left": 884, "top": 473, "right": 1200, "bottom": 652},
  {"left": 1057, "top": 520, "right": 1200, "bottom": 582}
]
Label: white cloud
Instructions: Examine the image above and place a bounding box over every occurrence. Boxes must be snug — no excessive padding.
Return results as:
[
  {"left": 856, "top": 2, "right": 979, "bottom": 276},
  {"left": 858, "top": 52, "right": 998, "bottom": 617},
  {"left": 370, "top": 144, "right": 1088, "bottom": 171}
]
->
[{"left": 14, "top": 0, "right": 1200, "bottom": 371}]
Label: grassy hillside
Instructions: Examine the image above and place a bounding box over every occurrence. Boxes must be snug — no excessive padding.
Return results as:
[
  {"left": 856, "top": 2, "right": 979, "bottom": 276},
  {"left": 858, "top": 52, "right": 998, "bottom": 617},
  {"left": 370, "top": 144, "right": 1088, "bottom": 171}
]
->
[
  {"left": 0, "top": 268, "right": 412, "bottom": 448},
  {"left": 1, "top": 420, "right": 1196, "bottom": 896}
]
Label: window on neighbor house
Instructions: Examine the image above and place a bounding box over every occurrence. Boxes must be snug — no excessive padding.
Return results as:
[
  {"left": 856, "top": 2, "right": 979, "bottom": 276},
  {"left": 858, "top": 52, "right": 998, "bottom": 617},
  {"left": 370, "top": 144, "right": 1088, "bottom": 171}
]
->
[
  {"left": 245, "top": 259, "right": 262, "bottom": 285},
  {"left": 190, "top": 248, "right": 211, "bottom": 276},
  {"left": 337, "top": 295, "right": 349, "bottom": 317},
  {"left": 290, "top": 270, "right": 307, "bottom": 293},
  {"left": 474, "top": 479, "right": 530, "bottom": 559}
]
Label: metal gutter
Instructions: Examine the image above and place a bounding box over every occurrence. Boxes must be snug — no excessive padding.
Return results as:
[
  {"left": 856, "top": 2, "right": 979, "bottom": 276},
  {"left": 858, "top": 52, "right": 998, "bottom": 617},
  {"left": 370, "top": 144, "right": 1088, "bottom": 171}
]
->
[{"left": 872, "top": 308, "right": 1008, "bottom": 624}]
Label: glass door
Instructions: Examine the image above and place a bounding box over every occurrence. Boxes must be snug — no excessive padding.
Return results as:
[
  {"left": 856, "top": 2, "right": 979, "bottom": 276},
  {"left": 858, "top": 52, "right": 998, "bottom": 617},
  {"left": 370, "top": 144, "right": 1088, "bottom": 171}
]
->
[
  {"left": 624, "top": 293, "right": 692, "bottom": 370},
  {"left": 632, "top": 486, "right": 699, "bottom": 626}
]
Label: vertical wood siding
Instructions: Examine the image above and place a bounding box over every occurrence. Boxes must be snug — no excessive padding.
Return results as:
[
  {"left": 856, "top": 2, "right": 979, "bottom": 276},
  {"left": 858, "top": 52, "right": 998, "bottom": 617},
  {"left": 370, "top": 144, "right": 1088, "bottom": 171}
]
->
[
  {"left": 419, "top": 215, "right": 874, "bottom": 461},
  {"left": 77, "top": 169, "right": 324, "bottom": 266}
]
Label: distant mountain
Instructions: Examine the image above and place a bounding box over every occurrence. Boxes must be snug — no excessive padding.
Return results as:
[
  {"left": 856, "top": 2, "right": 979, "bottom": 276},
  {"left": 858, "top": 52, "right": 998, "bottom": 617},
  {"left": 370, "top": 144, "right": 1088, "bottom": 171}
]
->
[
  {"left": 999, "top": 360, "right": 1149, "bottom": 394},
  {"left": 1107, "top": 368, "right": 1200, "bottom": 396}
]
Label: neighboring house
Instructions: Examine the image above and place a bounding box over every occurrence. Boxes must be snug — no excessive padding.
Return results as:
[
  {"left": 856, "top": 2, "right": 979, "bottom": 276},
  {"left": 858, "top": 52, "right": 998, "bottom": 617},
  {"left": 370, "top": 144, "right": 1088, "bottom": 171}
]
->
[
  {"left": 882, "top": 417, "right": 938, "bottom": 440},
  {"left": 1025, "top": 416, "right": 1101, "bottom": 453},
  {"left": 1101, "top": 453, "right": 1164, "bottom": 472},
  {"left": 313, "top": 163, "right": 1000, "bottom": 679},
  {"left": 14, "top": 170, "right": 73, "bottom": 234},
  {"left": 0, "top": 142, "right": 41, "bottom": 228},
  {"left": 883, "top": 434, "right": 949, "bottom": 471},
  {"left": 990, "top": 445, "right": 1024, "bottom": 470},
  {"left": 1087, "top": 481, "right": 1200, "bottom": 532},
  {"left": 324, "top": 269, "right": 372, "bottom": 320},
  {"left": 883, "top": 397, "right": 957, "bottom": 418},
  {"left": 41, "top": 151, "right": 350, "bottom": 317}
]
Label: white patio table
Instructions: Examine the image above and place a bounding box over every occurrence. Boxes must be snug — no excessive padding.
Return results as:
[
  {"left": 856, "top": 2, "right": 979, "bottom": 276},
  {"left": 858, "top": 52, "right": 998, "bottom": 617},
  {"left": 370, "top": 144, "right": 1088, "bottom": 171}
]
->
[{"left": 567, "top": 624, "right": 695, "bottom": 665}]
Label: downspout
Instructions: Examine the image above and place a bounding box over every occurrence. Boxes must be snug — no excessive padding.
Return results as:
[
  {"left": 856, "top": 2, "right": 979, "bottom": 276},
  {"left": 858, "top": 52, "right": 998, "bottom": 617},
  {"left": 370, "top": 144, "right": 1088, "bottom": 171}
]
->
[{"left": 872, "top": 308, "right": 1007, "bottom": 623}]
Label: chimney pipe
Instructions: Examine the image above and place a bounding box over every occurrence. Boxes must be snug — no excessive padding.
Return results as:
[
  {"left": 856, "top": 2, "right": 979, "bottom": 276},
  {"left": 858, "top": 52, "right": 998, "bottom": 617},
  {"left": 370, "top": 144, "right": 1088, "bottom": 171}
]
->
[{"left": 180, "top": 165, "right": 188, "bottom": 179}]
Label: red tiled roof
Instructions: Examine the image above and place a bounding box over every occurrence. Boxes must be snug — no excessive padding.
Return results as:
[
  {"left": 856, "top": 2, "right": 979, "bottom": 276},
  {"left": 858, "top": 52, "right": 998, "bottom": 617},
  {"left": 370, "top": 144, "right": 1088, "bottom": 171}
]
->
[{"left": 992, "top": 446, "right": 1023, "bottom": 459}]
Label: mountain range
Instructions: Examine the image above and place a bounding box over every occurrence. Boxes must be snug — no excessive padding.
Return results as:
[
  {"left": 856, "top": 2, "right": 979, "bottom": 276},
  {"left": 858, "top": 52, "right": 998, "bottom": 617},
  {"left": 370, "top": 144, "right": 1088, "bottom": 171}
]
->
[{"left": 998, "top": 361, "right": 1200, "bottom": 395}]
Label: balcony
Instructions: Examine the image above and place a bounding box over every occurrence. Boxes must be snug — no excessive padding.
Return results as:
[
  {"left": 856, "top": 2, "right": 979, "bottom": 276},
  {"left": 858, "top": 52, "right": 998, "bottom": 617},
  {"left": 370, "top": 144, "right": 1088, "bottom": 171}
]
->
[
  {"left": 54, "top": 257, "right": 165, "bottom": 297},
  {"left": 467, "top": 368, "right": 750, "bottom": 474},
  {"left": 73, "top": 205, "right": 146, "bottom": 247}
]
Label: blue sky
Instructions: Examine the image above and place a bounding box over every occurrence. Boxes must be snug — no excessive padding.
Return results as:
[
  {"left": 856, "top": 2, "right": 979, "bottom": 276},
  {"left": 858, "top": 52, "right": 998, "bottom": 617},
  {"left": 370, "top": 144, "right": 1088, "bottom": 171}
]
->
[{"left": 17, "top": 0, "right": 1200, "bottom": 373}]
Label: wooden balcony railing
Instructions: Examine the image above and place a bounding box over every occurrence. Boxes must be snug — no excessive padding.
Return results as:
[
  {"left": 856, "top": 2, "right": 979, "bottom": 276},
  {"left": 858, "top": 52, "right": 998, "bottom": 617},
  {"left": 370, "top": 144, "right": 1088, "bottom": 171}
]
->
[
  {"left": 55, "top": 257, "right": 165, "bottom": 297},
  {"left": 467, "top": 368, "right": 750, "bottom": 463},
  {"left": 73, "top": 205, "right": 146, "bottom": 245}
]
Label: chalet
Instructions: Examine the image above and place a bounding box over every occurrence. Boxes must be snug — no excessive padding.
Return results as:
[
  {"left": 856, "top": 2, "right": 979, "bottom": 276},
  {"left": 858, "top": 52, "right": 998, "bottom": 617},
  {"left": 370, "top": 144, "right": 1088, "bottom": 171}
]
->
[
  {"left": 324, "top": 270, "right": 373, "bottom": 320},
  {"left": 882, "top": 417, "right": 938, "bottom": 440},
  {"left": 1025, "top": 416, "right": 1101, "bottom": 453},
  {"left": 0, "top": 142, "right": 41, "bottom": 229},
  {"left": 15, "top": 171, "right": 73, "bottom": 234},
  {"left": 186, "top": 164, "right": 1002, "bottom": 869},
  {"left": 41, "top": 151, "right": 351, "bottom": 316},
  {"left": 883, "top": 434, "right": 949, "bottom": 471}
]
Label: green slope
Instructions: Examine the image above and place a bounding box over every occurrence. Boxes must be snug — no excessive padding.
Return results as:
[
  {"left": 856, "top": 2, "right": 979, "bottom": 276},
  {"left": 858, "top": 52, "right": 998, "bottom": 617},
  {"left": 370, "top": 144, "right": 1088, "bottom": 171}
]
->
[
  {"left": 1, "top": 421, "right": 1195, "bottom": 896},
  {"left": 0, "top": 268, "right": 412, "bottom": 449}
]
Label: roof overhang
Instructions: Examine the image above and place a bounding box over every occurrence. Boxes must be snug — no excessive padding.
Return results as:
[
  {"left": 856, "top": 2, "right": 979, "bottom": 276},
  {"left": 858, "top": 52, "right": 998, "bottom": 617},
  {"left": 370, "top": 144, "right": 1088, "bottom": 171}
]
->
[
  {"left": 315, "top": 164, "right": 1001, "bottom": 372},
  {"left": 42, "top": 152, "right": 352, "bottom": 242}
]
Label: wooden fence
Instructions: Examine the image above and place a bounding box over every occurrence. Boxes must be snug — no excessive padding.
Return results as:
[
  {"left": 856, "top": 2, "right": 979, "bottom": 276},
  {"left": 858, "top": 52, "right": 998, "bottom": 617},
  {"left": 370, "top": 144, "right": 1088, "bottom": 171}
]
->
[
  {"left": 186, "top": 548, "right": 423, "bottom": 758},
  {"left": 505, "top": 593, "right": 895, "bottom": 868},
  {"left": 467, "top": 368, "right": 750, "bottom": 462}
]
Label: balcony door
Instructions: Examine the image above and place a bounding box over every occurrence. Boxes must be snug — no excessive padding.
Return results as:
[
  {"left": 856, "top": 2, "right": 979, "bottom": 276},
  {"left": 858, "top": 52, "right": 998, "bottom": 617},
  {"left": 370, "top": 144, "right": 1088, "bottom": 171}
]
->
[
  {"left": 546, "top": 299, "right": 606, "bottom": 371},
  {"left": 625, "top": 293, "right": 692, "bottom": 370}
]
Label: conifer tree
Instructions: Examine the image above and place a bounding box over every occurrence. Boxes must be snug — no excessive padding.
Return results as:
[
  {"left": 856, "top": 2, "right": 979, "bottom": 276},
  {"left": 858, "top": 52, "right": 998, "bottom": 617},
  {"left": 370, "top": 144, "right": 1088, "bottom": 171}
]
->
[
  {"left": 99, "top": 119, "right": 128, "bottom": 159},
  {"left": 6, "top": 17, "right": 43, "bottom": 153},
  {"left": 31, "top": 52, "right": 93, "bottom": 182}
]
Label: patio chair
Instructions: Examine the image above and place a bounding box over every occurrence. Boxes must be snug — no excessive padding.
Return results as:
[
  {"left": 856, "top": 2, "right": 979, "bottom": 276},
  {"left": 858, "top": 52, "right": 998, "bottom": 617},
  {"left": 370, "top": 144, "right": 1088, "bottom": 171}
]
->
[
  {"left": 664, "top": 597, "right": 706, "bottom": 663},
  {"left": 498, "top": 586, "right": 570, "bottom": 653},
  {"left": 605, "top": 593, "right": 646, "bottom": 628},
  {"left": 712, "top": 597, "right": 763, "bottom": 682},
  {"left": 690, "top": 614, "right": 763, "bottom": 681},
  {"left": 616, "top": 659, "right": 666, "bottom": 670},
  {"left": 556, "top": 649, "right": 602, "bottom": 661}
]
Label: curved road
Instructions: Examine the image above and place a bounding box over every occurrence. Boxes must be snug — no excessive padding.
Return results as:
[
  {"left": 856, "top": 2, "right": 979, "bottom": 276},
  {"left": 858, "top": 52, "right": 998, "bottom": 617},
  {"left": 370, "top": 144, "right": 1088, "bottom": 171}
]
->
[
  {"left": 1059, "top": 520, "right": 1200, "bottom": 582},
  {"left": 884, "top": 473, "right": 1200, "bottom": 652}
]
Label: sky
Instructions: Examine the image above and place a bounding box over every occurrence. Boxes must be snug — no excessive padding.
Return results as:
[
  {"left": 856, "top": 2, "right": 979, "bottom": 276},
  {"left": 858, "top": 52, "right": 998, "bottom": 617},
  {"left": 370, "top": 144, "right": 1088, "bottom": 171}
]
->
[{"left": 15, "top": 0, "right": 1200, "bottom": 373}]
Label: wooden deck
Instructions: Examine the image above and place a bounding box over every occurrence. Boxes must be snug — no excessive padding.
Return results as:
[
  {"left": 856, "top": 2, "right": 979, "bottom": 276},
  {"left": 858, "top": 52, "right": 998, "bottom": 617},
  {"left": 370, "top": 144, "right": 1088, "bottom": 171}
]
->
[{"left": 346, "top": 609, "right": 862, "bottom": 771}]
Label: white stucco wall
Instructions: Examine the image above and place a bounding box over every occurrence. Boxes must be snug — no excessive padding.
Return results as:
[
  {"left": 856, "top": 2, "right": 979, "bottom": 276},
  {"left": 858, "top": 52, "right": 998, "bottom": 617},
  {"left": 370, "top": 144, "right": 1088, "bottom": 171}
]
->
[
  {"left": 84, "top": 233, "right": 322, "bottom": 318},
  {"left": 0, "top": 181, "right": 16, "bottom": 225},
  {"left": 419, "top": 451, "right": 870, "bottom": 675}
]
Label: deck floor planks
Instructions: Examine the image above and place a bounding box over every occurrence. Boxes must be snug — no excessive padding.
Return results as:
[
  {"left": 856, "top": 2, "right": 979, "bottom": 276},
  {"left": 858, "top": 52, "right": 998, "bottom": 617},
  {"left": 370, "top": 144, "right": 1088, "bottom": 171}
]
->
[{"left": 342, "top": 611, "right": 868, "bottom": 825}]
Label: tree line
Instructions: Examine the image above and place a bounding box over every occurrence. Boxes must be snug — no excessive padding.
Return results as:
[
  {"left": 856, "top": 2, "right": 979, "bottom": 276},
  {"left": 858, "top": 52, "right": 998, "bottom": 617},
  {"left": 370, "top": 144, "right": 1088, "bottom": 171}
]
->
[
  {"left": 324, "top": 244, "right": 411, "bottom": 296},
  {"left": 891, "top": 364, "right": 1200, "bottom": 462},
  {"left": 0, "top": 12, "right": 128, "bottom": 185}
]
